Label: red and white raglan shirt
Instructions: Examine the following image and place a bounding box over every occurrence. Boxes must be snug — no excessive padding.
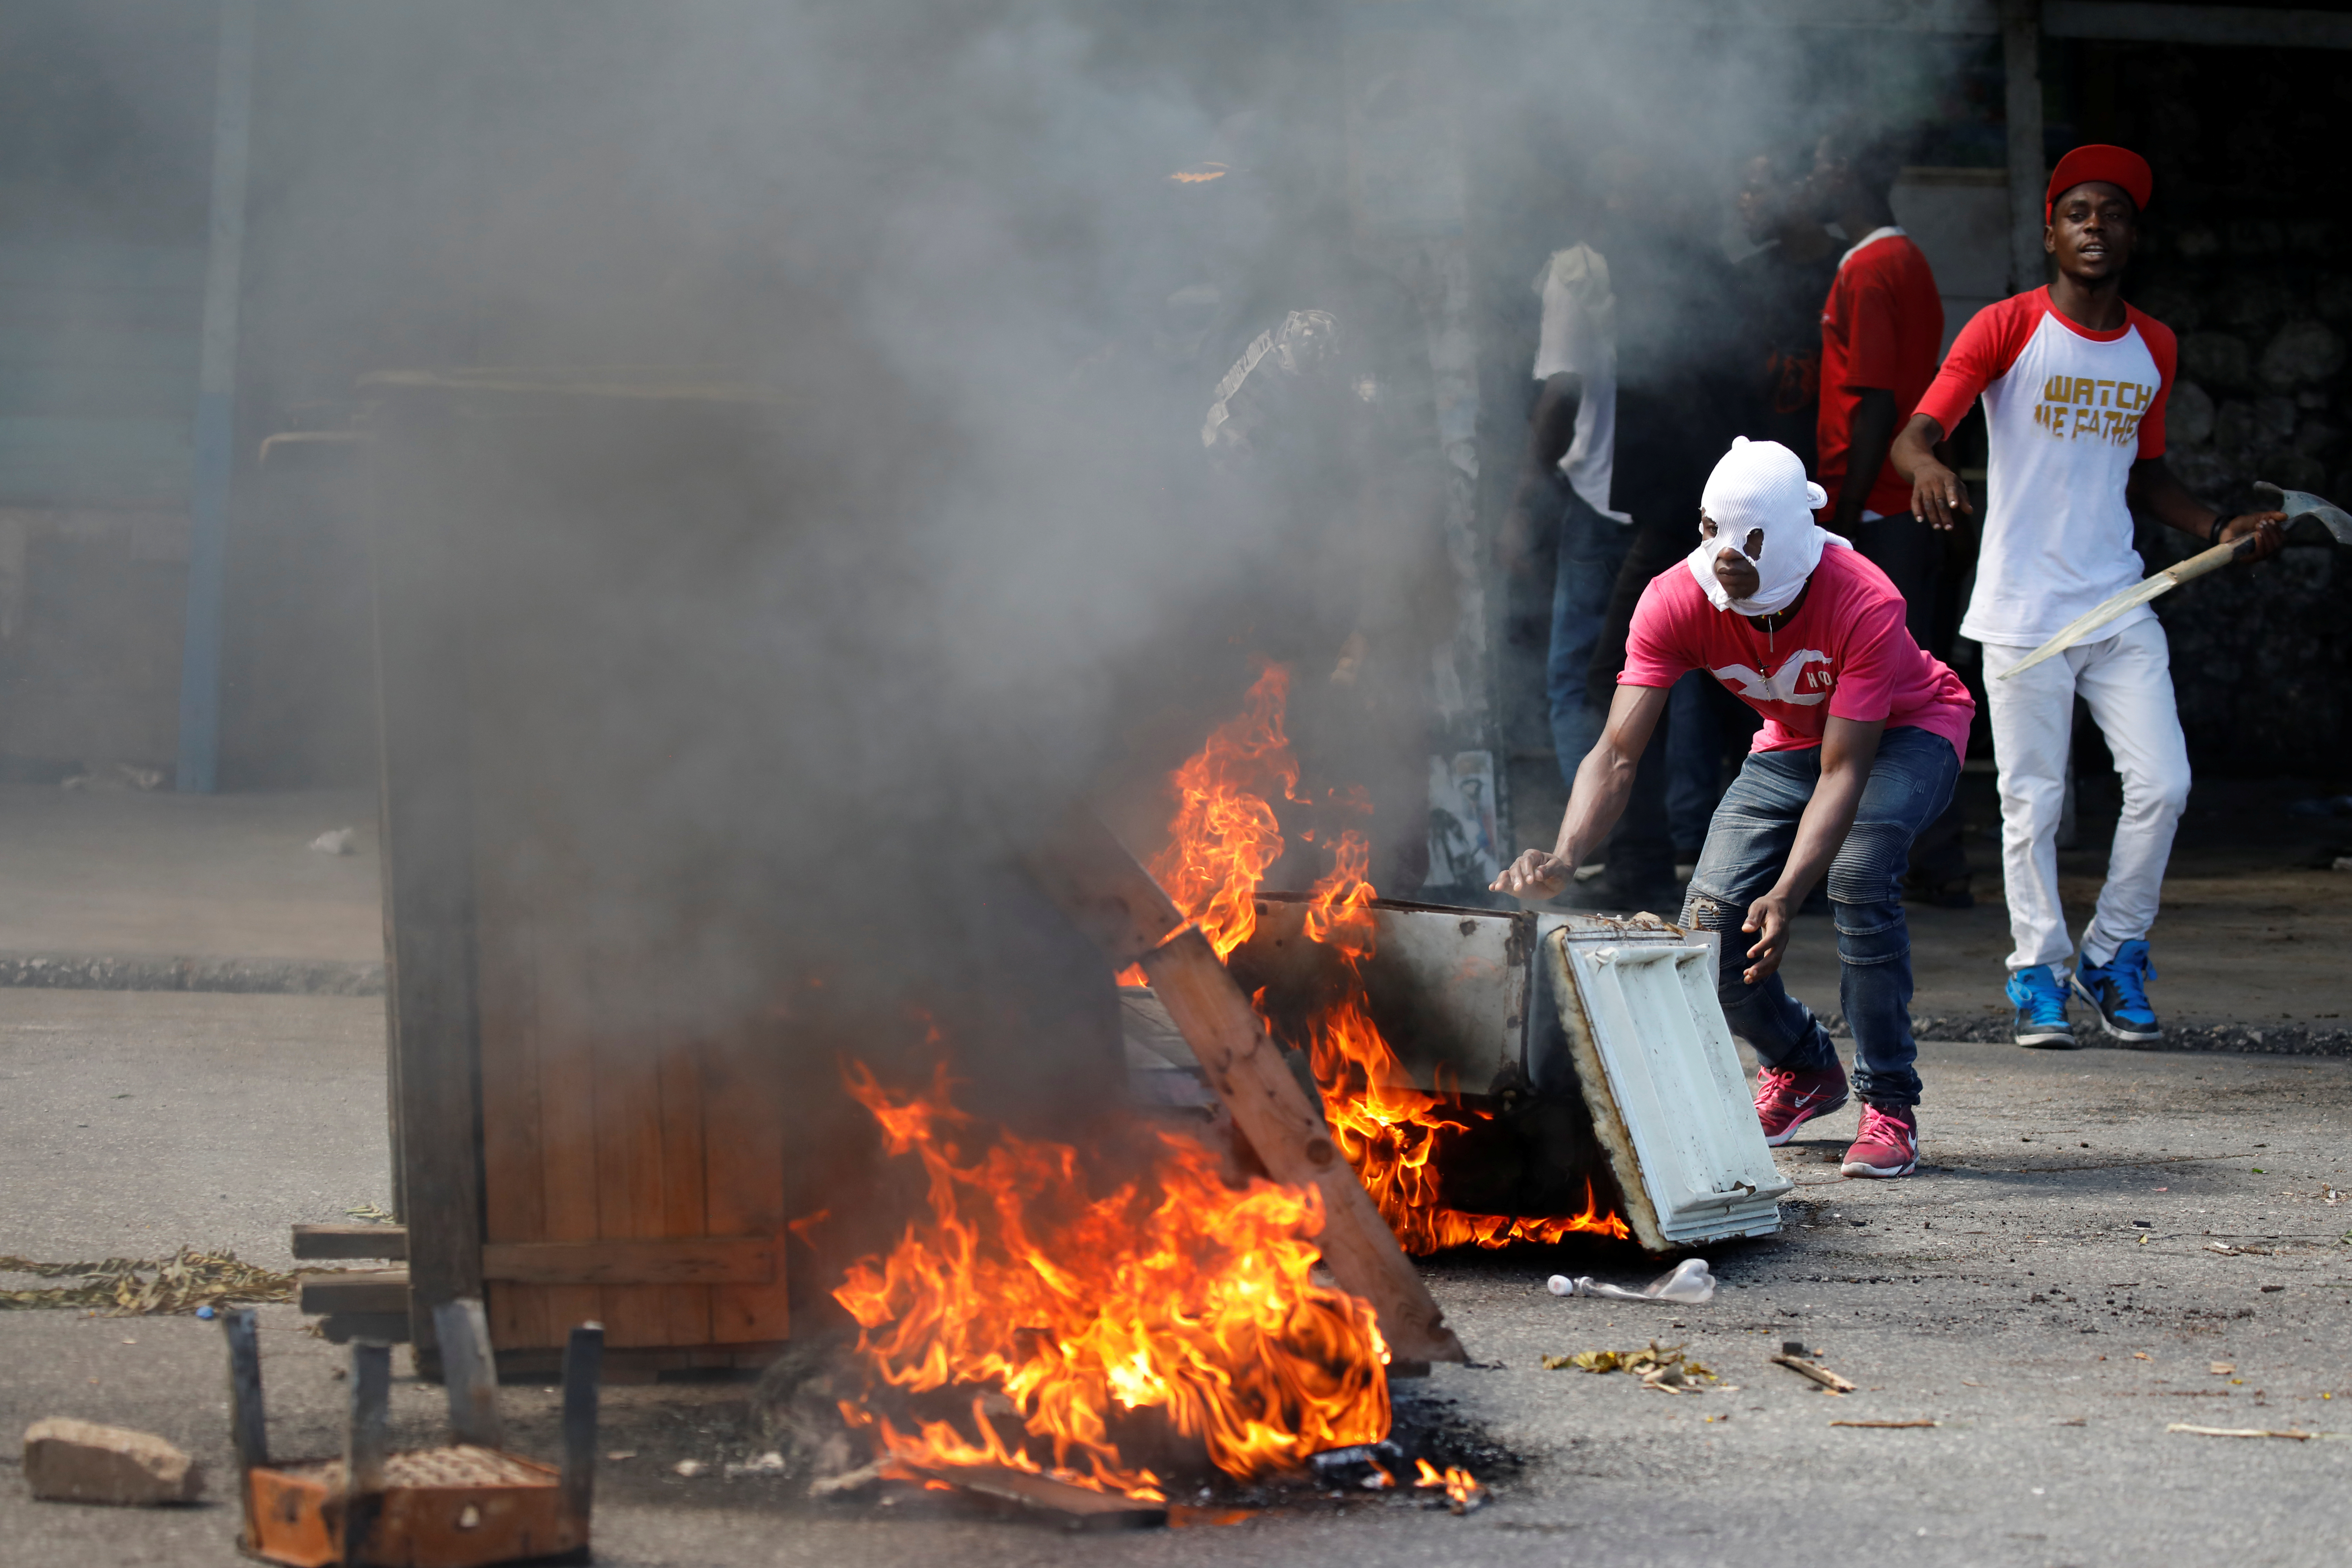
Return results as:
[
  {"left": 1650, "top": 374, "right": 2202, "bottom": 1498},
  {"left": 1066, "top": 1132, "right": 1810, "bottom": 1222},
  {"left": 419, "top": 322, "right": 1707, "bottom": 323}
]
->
[{"left": 1912, "top": 290, "right": 2175, "bottom": 647}]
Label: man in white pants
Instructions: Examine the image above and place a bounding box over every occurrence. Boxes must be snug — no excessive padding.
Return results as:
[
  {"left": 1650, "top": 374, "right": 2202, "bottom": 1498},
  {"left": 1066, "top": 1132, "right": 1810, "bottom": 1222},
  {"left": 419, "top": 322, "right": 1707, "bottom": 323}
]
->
[{"left": 1893, "top": 145, "right": 2282, "bottom": 1046}]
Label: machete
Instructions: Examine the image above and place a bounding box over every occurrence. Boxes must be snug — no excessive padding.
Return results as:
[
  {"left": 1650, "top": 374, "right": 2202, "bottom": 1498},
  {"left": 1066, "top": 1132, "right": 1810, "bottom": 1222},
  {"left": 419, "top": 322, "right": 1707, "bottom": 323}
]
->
[{"left": 1996, "top": 480, "right": 2352, "bottom": 679}]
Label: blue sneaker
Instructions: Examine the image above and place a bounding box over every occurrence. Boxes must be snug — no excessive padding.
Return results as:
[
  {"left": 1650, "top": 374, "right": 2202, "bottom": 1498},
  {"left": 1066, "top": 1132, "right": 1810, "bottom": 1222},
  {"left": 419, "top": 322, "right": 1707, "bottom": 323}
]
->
[
  {"left": 2005, "top": 965, "right": 2075, "bottom": 1048},
  {"left": 2073, "top": 941, "right": 2162, "bottom": 1042}
]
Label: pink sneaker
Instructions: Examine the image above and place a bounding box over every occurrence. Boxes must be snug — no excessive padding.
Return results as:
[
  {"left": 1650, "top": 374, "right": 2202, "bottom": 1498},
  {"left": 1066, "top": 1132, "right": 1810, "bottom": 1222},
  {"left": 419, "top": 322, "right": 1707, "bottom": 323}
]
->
[
  {"left": 1752, "top": 1063, "right": 1850, "bottom": 1146},
  {"left": 1841, "top": 1103, "right": 1919, "bottom": 1178}
]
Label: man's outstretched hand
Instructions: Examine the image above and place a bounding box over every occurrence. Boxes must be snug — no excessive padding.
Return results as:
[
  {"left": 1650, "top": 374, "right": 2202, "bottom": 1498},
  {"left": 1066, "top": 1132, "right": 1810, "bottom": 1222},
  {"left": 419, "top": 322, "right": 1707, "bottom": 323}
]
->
[
  {"left": 1491, "top": 849, "right": 1571, "bottom": 901},
  {"left": 1741, "top": 891, "right": 1795, "bottom": 985}
]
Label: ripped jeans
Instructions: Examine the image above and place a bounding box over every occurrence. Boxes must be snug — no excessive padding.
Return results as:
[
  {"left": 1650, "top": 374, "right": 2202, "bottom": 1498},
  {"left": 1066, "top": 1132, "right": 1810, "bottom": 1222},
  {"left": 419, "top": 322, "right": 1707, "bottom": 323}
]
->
[{"left": 1679, "top": 725, "right": 1960, "bottom": 1108}]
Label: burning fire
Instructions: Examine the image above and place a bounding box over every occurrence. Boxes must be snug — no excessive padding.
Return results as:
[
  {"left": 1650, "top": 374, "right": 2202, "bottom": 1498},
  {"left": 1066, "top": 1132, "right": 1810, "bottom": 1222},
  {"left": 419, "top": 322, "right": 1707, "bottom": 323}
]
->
[
  {"left": 1414, "top": 1457, "right": 1485, "bottom": 1513},
  {"left": 1115, "top": 664, "right": 1300, "bottom": 984},
  {"left": 832, "top": 1061, "right": 1391, "bottom": 1497},
  {"left": 1135, "top": 668, "right": 1630, "bottom": 1253}
]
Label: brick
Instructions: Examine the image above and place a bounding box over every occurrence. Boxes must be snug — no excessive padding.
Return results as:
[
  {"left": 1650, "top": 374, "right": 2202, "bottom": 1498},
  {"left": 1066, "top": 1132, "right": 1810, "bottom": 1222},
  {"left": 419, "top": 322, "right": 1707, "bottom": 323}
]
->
[{"left": 22, "top": 1418, "right": 203, "bottom": 1506}]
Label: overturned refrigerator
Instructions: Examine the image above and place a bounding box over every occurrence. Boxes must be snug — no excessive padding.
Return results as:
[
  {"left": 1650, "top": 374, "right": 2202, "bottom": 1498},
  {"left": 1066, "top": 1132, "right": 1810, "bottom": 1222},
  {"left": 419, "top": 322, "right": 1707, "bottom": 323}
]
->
[{"left": 1127, "top": 899, "right": 1789, "bottom": 1255}]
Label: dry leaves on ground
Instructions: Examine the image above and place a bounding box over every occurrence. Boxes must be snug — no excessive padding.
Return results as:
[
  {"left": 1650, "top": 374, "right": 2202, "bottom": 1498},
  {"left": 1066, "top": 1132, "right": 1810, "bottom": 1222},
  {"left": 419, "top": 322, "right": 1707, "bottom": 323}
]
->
[
  {"left": 1542, "top": 1341, "right": 1721, "bottom": 1393},
  {"left": 0, "top": 1248, "right": 298, "bottom": 1314}
]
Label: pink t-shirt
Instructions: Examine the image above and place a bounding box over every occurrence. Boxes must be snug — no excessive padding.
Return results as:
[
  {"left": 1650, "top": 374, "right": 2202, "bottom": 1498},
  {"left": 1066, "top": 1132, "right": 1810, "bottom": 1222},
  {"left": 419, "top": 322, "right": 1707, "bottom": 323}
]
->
[{"left": 1620, "top": 545, "right": 1975, "bottom": 760}]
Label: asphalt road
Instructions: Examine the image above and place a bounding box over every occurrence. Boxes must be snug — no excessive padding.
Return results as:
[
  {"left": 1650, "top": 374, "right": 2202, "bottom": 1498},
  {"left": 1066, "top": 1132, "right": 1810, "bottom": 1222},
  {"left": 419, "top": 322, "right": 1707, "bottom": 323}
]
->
[{"left": 2, "top": 992, "right": 2347, "bottom": 1567}]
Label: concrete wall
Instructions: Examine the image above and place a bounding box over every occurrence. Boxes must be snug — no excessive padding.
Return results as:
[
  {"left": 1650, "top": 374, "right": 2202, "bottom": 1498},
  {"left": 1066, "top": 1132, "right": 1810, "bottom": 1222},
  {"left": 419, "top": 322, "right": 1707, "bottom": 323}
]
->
[
  {"left": 0, "top": 240, "right": 203, "bottom": 775},
  {"left": 2076, "top": 39, "right": 2352, "bottom": 778}
]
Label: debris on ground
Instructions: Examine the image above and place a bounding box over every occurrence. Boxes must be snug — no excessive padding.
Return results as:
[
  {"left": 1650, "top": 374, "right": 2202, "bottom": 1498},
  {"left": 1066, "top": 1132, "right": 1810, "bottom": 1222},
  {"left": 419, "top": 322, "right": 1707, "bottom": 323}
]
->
[
  {"left": 0, "top": 1250, "right": 296, "bottom": 1315},
  {"left": 1770, "top": 1351, "right": 1858, "bottom": 1394},
  {"left": 1310, "top": 1441, "right": 1404, "bottom": 1490},
  {"left": 2166, "top": 1423, "right": 2336, "bottom": 1441},
  {"left": 1542, "top": 1340, "right": 1721, "bottom": 1393},
  {"left": 60, "top": 763, "right": 165, "bottom": 793},
  {"left": 23, "top": 1418, "right": 203, "bottom": 1505},
  {"left": 808, "top": 1461, "right": 883, "bottom": 1500},
  {"left": 1547, "top": 1258, "right": 1715, "bottom": 1304},
  {"left": 672, "top": 1459, "right": 706, "bottom": 1477},
  {"left": 308, "top": 827, "right": 357, "bottom": 855},
  {"left": 1829, "top": 1419, "right": 1938, "bottom": 1429},
  {"left": 344, "top": 1203, "right": 396, "bottom": 1223}
]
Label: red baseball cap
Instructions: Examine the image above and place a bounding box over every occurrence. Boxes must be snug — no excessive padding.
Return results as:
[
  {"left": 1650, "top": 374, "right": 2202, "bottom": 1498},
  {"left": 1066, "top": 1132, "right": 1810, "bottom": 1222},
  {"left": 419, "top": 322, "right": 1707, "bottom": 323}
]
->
[{"left": 2045, "top": 144, "right": 2152, "bottom": 222}]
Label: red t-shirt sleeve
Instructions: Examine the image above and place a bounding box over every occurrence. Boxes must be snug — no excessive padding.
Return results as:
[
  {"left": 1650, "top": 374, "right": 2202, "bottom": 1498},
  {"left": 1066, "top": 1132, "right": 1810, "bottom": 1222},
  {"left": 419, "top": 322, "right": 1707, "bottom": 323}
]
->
[
  {"left": 1822, "top": 593, "right": 1916, "bottom": 728},
  {"left": 2132, "top": 308, "right": 2176, "bottom": 459},
  {"left": 1618, "top": 575, "right": 1696, "bottom": 689},
  {"left": 1914, "top": 292, "right": 2041, "bottom": 435}
]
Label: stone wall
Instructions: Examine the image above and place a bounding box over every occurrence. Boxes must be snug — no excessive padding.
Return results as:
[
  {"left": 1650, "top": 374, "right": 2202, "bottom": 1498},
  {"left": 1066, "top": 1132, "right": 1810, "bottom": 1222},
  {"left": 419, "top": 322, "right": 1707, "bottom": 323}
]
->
[{"left": 2085, "top": 41, "right": 2351, "bottom": 778}]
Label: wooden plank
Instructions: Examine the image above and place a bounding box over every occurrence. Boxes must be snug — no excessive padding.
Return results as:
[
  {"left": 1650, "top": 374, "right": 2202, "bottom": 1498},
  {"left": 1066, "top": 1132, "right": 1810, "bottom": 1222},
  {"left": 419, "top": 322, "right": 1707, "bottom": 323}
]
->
[
  {"left": 491, "top": 1341, "right": 783, "bottom": 1382},
  {"left": 657, "top": 1042, "right": 714, "bottom": 1350},
  {"left": 290, "top": 1224, "right": 408, "bottom": 1261},
  {"left": 366, "top": 412, "right": 485, "bottom": 1374},
  {"left": 300, "top": 1270, "right": 410, "bottom": 1317},
  {"left": 2045, "top": 1, "right": 2352, "bottom": 50},
  {"left": 1138, "top": 930, "right": 1465, "bottom": 1366},
  {"left": 703, "top": 1027, "right": 790, "bottom": 1344},
  {"left": 592, "top": 989, "right": 668, "bottom": 1350},
  {"left": 480, "top": 1237, "right": 776, "bottom": 1287},
  {"left": 534, "top": 956, "right": 604, "bottom": 1358},
  {"left": 475, "top": 835, "right": 551, "bottom": 1352},
  {"left": 1022, "top": 809, "right": 1185, "bottom": 968},
  {"left": 909, "top": 1463, "right": 1167, "bottom": 1531}
]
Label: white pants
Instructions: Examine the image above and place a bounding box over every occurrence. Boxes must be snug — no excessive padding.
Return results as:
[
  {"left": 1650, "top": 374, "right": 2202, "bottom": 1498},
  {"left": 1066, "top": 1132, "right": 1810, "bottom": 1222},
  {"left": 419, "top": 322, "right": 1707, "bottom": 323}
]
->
[{"left": 1981, "top": 617, "right": 2190, "bottom": 972}]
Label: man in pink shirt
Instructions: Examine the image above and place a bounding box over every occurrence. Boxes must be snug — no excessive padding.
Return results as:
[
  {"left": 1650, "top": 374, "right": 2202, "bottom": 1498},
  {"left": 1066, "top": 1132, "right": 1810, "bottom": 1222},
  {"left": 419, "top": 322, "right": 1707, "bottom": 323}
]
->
[{"left": 1494, "top": 437, "right": 1975, "bottom": 1178}]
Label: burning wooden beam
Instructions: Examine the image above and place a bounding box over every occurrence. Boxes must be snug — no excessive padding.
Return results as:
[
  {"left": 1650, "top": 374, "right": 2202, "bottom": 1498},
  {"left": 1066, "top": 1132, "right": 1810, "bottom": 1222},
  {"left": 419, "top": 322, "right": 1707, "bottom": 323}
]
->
[
  {"left": 1028, "top": 811, "right": 1468, "bottom": 1368},
  {"left": 904, "top": 1463, "right": 1169, "bottom": 1531}
]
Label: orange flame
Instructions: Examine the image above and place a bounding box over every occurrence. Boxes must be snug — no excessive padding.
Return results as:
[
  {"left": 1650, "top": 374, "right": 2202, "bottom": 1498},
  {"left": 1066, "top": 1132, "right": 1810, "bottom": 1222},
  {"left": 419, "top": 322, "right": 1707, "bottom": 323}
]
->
[
  {"left": 1116, "top": 664, "right": 1300, "bottom": 986},
  {"left": 832, "top": 1061, "right": 1390, "bottom": 1496},
  {"left": 1135, "top": 668, "right": 1630, "bottom": 1252},
  {"left": 1413, "top": 1457, "right": 1484, "bottom": 1509},
  {"left": 1300, "top": 834, "right": 1630, "bottom": 1251}
]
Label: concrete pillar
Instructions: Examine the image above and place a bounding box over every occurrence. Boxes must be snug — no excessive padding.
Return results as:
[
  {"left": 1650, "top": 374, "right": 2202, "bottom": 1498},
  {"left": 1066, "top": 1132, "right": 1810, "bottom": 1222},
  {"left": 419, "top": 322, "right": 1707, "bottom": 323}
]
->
[
  {"left": 2002, "top": 0, "right": 2047, "bottom": 296},
  {"left": 176, "top": 0, "right": 258, "bottom": 793}
]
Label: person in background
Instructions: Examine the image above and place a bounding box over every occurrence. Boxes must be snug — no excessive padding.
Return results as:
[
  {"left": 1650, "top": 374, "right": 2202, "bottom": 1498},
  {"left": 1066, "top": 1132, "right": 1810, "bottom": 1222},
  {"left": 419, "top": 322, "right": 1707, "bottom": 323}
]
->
[
  {"left": 1734, "top": 147, "right": 1840, "bottom": 474},
  {"left": 1499, "top": 220, "right": 1630, "bottom": 801},
  {"left": 1809, "top": 120, "right": 1971, "bottom": 906},
  {"left": 1565, "top": 155, "right": 1747, "bottom": 912},
  {"left": 1493, "top": 438, "right": 1974, "bottom": 1178},
  {"left": 1893, "top": 144, "right": 2284, "bottom": 1047},
  {"left": 1641, "top": 143, "right": 1846, "bottom": 855}
]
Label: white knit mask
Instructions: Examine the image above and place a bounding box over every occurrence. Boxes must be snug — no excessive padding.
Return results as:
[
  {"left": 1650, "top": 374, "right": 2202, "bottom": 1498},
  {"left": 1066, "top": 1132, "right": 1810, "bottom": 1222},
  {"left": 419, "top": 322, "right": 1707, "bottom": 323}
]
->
[{"left": 1685, "top": 436, "right": 1848, "bottom": 616}]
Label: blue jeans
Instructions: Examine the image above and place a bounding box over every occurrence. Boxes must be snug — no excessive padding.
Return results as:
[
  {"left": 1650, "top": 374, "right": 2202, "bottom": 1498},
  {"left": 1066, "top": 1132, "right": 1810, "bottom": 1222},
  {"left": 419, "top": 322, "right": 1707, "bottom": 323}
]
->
[
  {"left": 1547, "top": 485, "right": 1631, "bottom": 787},
  {"left": 1678, "top": 726, "right": 1960, "bottom": 1107},
  {"left": 1665, "top": 672, "right": 1721, "bottom": 853}
]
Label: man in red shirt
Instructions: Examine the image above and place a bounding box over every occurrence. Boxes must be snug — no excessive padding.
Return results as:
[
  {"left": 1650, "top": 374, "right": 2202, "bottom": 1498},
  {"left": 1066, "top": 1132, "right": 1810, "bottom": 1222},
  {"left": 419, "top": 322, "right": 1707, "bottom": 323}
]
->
[
  {"left": 1494, "top": 438, "right": 1975, "bottom": 1179},
  {"left": 1810, "top": 121, "right": 1970, "bottom": 904}
]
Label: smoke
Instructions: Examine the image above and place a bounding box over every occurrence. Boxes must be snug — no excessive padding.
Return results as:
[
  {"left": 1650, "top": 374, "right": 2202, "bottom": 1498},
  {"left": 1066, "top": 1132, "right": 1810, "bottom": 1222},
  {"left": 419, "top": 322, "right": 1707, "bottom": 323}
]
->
[{"left": 8, "top": 1, "right": 1996, "bottom": 1128}]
